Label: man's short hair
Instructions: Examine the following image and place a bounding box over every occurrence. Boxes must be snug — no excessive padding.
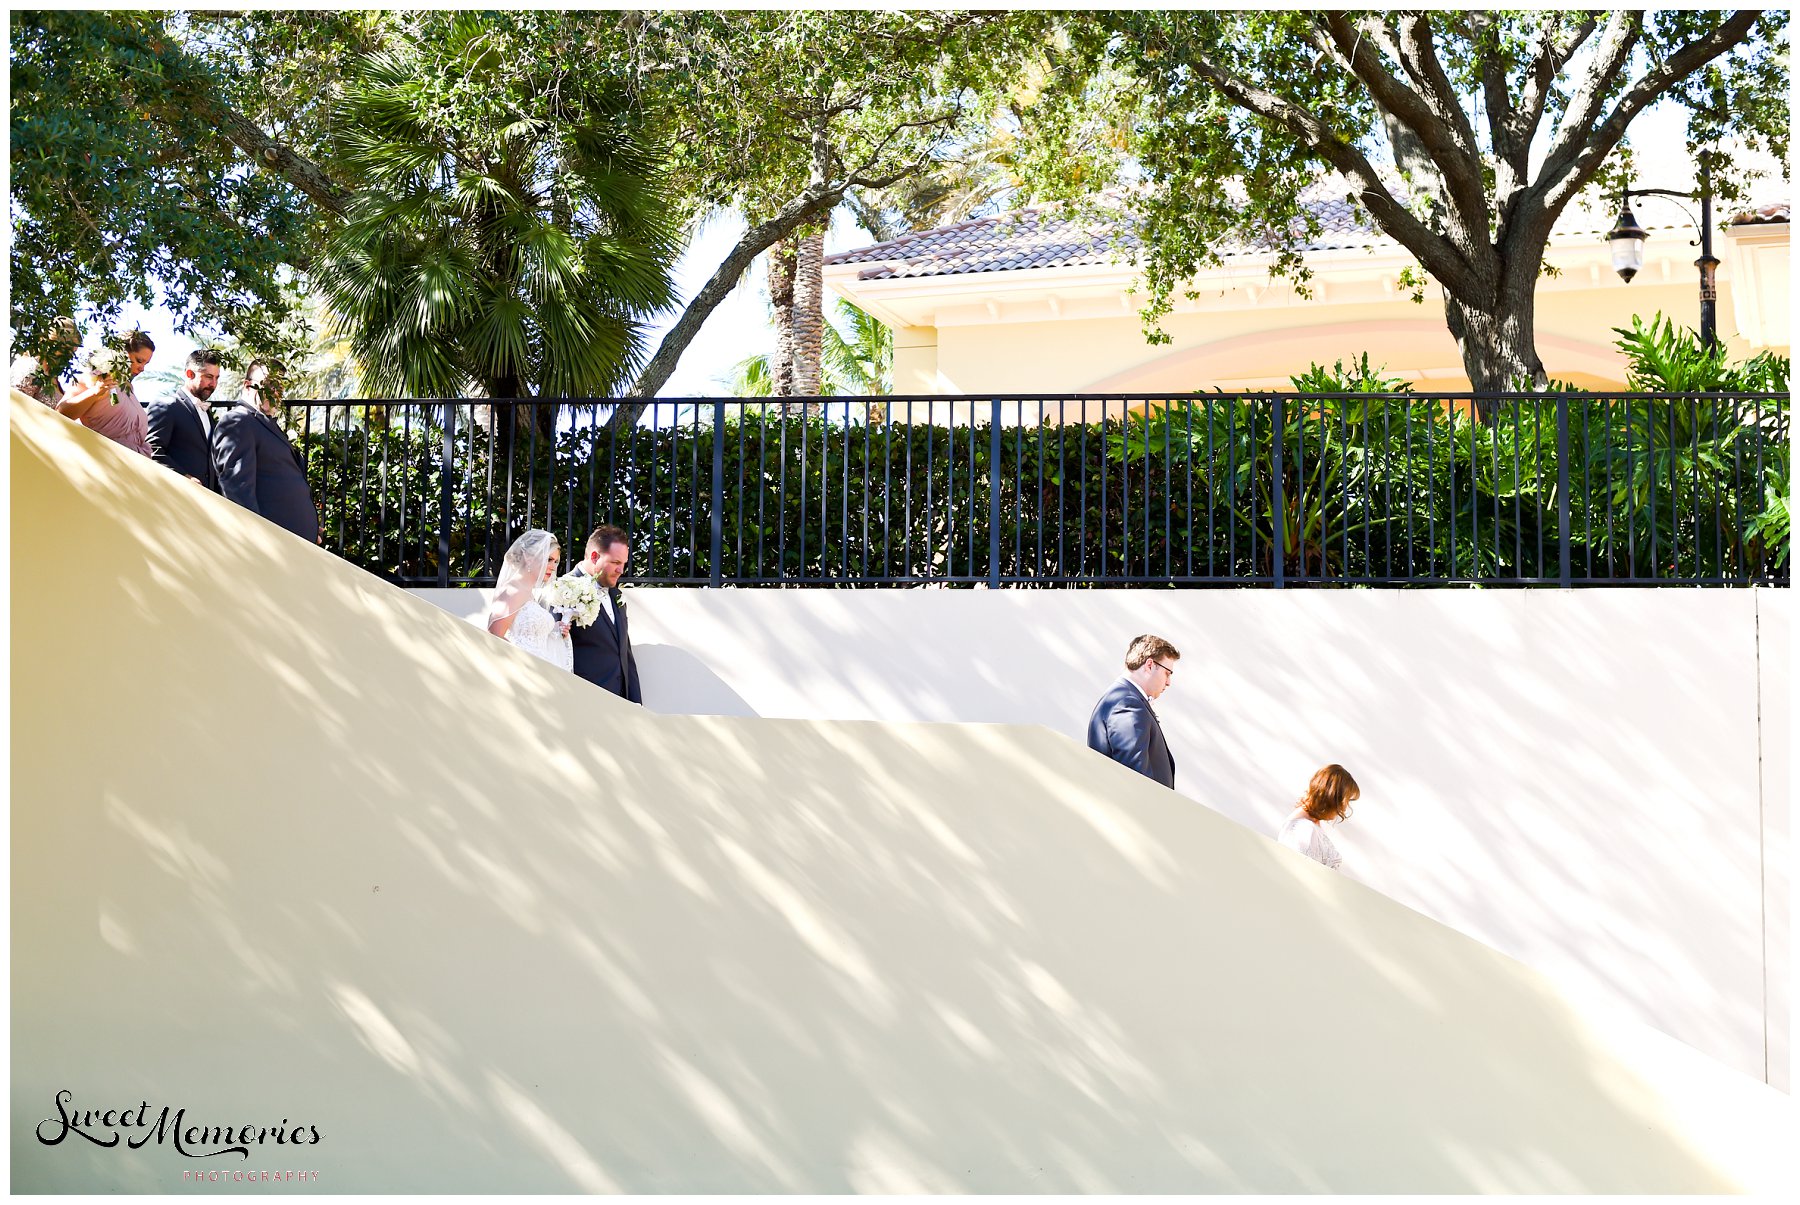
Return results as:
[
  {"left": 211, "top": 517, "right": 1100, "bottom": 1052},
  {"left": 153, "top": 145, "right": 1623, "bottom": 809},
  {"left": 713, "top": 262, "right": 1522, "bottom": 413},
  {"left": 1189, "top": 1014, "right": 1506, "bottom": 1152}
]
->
[
  {"left": 123, "top": 330, "right": 155, "bottom": 354},
  {"left": 245, "top": 358, "right": 284, "bottom": 381},
  {"left": 1124, "top": 634, "right": 1180, "bottom": 671},
  {"left": 586, "top": 524, "right": 629, "bottom": 554},
  {"left": 185, "top": 348, "right": 223, "bottom": 371}
]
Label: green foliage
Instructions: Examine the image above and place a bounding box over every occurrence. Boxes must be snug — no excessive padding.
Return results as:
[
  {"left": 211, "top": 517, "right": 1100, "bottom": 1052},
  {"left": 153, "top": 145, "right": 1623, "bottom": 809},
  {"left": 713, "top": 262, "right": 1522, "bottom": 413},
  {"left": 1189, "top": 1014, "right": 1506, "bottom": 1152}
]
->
[
  {"left": 1612, "top": 313, "right": 1792, "bottom": 393},
  {"left": 8, "top": 9, "right": 320, "bottom": 350},
  {"left": 11, "top": 9, "right": 1037, "bottom": 399},
  {"left": 314, "top": 12, "right": 678, "bottom": 400},
  {"left": 823, "top": 301, "right": 894, "bottom": 396},
  {"left": 1008, "top": 11, "right": 1789, "bottom": 390},
  {"left": 633, "top": 12, "right": 1033, "bottom": 223},
  {"left": 727, "top": 302, "right": 893, "bottom": 397},
  {"left": 1287, "top": 355, "right": 1412, "bottom": 395}
]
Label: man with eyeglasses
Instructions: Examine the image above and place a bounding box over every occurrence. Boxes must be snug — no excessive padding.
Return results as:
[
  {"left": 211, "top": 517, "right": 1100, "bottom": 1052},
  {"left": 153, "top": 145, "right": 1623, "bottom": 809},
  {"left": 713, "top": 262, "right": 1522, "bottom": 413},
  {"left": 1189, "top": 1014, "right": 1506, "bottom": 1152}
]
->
[
  {"left": 1086, "top": 634, "right": 1180, "bottom": 788},
  {"left": 565, "top": 524, "right": 642, "bottom": 704}
]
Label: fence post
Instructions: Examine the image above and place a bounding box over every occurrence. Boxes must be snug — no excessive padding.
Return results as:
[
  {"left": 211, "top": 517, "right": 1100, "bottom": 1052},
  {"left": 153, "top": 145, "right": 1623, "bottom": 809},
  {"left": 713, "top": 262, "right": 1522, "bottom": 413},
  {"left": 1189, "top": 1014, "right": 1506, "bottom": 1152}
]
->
[
  {"left": 1556, "top": 393, "right": 1572, "bottom": 588},
  {"left": 989, "top": 399, "right": 1003, "bottom": 588},
  {"left": 438, "top": 401, "right": 455, "bottom": 588},
  {"left": 711, "top": 400, "right": 726, "bottom": 588},
  {"left": 1270, "top": 395, "right": 1285, "bottom": 589}
]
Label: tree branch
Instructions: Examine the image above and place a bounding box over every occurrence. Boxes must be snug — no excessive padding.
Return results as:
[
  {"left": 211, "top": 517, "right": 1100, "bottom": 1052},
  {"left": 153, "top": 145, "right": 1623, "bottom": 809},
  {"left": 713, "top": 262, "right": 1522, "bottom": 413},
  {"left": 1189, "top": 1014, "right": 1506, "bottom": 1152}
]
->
[
  {"left": 1184, "top": 52, "right": 1485, "bottom": 302},
  {"left": 1513, "top": 15, "right": 1597, "bottom": 159},
  {"left": 616, "top": 181, "right": 844, "bottom": 413},
  {"left": 162, "top": 82, "right": 354, "bottom": 219},
  {"left": 840, "top": 108, "right": 959, "bottom": 182},
  {"left": 1540, "top": 10, "right": 1761, "bottom": 215},
  {"left": 1541, "top": 11, "right": 1643, "bottom": 172},
  {"left": 1394, "top": 13, "right": 1481, "bottom": 157},
  {"left": 1313, "top": 15, "right": 1490, "bottom": 245}
]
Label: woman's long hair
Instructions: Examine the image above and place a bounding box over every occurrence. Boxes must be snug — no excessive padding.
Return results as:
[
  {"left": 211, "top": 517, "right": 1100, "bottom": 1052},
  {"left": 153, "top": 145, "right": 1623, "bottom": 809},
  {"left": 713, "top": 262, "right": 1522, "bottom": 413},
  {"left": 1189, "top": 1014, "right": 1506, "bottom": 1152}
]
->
[{"left": 1298, "top": 764, "right": 1359, "bottom": 823}]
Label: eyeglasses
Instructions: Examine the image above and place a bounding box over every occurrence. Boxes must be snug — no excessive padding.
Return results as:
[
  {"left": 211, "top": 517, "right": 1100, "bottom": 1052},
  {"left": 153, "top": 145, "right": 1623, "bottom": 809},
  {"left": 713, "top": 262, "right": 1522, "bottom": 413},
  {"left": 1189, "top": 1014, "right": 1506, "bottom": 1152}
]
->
[{"left": 1150, "top": 660, "right": 1175, "bottom": 680}]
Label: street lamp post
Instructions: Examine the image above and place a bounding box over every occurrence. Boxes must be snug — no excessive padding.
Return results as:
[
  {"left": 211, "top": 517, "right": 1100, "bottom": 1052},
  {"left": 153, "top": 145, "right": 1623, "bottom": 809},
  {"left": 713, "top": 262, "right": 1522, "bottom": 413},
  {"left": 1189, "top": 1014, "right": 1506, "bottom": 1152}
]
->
[{"left": 1607, "top": 164, "right": 1719, "bottom": 348}]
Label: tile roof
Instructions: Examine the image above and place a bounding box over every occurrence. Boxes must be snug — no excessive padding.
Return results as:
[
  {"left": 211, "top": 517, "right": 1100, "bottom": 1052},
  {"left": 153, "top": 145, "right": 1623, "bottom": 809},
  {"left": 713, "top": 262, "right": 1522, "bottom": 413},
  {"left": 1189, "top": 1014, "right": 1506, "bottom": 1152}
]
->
[
  {"left": 1730, "top": 202, "right": 1790, "bottom": 225},
  {"left": 826, "top": 190, "right": 1397, "bottom": 281},
  {"left": 828, "top": 189, "right": 1788, "bottom": 281}
]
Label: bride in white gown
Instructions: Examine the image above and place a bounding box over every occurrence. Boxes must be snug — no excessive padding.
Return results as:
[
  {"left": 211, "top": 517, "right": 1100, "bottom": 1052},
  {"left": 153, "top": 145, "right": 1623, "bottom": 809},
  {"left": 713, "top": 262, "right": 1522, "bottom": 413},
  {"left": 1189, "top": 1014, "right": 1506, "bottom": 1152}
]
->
[{"left": 474, "top": 529, "right": 573, "bottom": 671}]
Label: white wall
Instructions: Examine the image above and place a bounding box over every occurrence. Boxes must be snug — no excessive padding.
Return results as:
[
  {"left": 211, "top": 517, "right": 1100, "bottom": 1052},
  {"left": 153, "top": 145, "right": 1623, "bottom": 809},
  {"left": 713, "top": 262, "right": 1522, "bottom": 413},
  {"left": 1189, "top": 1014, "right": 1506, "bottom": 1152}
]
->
[
  {"left": 15, "top": 394, "right": 1798, "bottom": 1192},
  {"left": 420, "top": 585, "right": 1790, "bottom": 1091}
]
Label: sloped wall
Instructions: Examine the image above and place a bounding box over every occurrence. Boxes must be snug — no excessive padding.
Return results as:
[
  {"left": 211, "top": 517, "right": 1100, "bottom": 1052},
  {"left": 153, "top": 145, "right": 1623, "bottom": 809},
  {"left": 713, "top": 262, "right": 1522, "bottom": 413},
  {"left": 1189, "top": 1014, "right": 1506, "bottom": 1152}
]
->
[
  {"left": 13, "top": 394, "right": 1795, "bottom": 1193},
  {"left": 418, "top": 584, "right": 1789, "bottom": 1093}
]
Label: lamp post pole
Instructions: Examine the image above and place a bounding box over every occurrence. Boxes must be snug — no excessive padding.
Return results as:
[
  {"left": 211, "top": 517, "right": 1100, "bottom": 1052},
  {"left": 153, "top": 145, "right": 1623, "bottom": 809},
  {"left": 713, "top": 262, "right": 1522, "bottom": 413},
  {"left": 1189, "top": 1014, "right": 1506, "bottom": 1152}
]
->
[{"left": 1696, "top": 163, "right": 1719, "bottom": 349}]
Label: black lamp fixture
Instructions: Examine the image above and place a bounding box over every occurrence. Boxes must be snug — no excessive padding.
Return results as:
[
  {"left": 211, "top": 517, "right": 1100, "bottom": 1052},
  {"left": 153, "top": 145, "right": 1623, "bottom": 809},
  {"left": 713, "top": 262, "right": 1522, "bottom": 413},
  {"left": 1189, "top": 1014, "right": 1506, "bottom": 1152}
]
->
[{"left": 1607, "top": 164, "right": 1719, "bottom": 348}]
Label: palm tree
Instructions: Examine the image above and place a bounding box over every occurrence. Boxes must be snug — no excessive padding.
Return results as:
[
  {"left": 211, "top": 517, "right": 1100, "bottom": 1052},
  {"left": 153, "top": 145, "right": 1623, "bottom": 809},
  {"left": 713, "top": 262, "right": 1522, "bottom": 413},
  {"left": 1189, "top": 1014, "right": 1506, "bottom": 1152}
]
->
[
  {"left": 790, "top": 225, "right": 826, "bottom": 398},
  {"left": 315, "top": 14, "right": 678, "bottom": 440},
  {"left": 721, "top": 298, "right": 891, "bottom": 405},
  {"left": 765, "top": 225, "right": 827, "bottom": 408}
]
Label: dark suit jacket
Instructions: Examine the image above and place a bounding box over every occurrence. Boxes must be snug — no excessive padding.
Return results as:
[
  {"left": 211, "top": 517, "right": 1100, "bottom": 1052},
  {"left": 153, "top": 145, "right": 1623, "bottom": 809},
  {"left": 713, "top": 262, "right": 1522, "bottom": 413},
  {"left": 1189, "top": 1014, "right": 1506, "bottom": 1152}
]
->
[
  {"left": 145, "top": 390, "right": 219, "bottom": 491},
  {"left": 212, "top": 403, "right": 319, "bottom": 542},
  {"left": 566, "top": 570, "right": 642, "bottom": 703},
  {"left": 1086, "top": 678, "right": 1176, "bottom": 788}
]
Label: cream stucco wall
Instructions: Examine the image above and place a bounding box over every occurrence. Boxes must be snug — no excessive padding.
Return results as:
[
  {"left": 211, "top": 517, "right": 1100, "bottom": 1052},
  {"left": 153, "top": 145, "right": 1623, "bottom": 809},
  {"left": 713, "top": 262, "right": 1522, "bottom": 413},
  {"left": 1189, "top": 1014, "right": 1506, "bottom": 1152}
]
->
[
  {"left": 927, "top": 279, "right": 1745, "bottom": 396},
  {"left": 14, "top": 394, "right": 1797, "bottom": 1193},
  {"left": 890, "top": 324, "right": 939, "bottom": 395},
  {"left": 416, "top": 585, "right": 1791, "bottom": 1092}
]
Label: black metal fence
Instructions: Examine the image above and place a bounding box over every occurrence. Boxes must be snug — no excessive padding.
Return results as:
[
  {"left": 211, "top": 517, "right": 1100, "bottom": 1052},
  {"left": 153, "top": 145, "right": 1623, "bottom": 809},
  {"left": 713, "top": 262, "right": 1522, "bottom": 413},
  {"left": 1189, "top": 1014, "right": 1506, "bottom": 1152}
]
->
[{"left": 285, "top": 393, "right": 1791, "bottom": 589}]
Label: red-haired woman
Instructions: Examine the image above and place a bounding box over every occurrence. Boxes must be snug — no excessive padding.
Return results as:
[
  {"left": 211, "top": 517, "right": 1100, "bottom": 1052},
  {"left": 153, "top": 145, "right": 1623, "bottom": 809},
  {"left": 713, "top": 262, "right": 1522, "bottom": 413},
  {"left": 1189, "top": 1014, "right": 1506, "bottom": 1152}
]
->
[{"left": 1278, "top": 764, "right": 1359, "bottom": 870}]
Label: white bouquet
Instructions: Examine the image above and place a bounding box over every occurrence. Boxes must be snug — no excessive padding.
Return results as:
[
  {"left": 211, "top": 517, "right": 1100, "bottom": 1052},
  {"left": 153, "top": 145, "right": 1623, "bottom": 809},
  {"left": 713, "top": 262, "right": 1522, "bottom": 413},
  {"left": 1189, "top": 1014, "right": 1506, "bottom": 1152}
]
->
[
  {"left": 85, "top": 347, "right": 131, "bottom": 402},
  {"left": 543, "top": 573, "right": 603, "bottom": 628}
]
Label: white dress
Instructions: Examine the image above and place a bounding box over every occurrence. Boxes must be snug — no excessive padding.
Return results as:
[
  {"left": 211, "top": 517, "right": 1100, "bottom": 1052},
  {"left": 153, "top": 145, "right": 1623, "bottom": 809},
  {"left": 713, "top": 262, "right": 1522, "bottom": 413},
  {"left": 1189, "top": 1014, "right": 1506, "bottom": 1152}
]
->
[
  {"left": 1278, "top": 809, "right": 1343, "bottom": 870},
  {"left": 504, "top": 600, "right": 574, "bottom": 672}
]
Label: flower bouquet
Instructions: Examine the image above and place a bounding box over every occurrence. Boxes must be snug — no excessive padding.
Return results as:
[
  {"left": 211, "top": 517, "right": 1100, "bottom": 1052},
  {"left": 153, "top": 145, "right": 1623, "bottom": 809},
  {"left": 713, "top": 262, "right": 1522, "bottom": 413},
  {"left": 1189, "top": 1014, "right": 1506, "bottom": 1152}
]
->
[
  {"left": 543, "top": 573, "right": 602, "bottom": 629},
  {"left": 85, "top": 347, "right": 131, "bottom": 403}
]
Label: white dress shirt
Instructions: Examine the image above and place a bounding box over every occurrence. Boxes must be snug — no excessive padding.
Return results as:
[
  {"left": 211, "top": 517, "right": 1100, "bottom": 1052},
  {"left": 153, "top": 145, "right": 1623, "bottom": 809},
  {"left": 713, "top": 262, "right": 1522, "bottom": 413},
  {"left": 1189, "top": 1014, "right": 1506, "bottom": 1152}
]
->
[{"left": 177, "top": 386, "right": 212, "bottom": 436}]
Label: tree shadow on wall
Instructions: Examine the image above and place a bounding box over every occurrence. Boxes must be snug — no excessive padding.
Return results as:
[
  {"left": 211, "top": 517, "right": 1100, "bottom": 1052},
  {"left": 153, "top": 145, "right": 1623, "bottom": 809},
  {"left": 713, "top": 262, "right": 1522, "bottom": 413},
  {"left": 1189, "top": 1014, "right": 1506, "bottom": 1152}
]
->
[{"left": 9, "top": 405, "right": 1785, "bottom": 1194}]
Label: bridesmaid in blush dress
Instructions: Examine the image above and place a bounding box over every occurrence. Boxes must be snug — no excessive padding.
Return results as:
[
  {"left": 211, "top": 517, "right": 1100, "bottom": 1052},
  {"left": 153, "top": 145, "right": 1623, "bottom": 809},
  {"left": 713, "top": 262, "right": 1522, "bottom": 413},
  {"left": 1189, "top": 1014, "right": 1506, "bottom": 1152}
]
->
[{"left": 57, "top": 331, "right": 156, "bottom": 458}]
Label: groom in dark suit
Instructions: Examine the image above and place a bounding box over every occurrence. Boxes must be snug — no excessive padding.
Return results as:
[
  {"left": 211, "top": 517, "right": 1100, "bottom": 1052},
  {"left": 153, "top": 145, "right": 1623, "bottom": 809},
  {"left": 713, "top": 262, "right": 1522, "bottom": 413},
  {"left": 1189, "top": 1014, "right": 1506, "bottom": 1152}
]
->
[
  {"left": 567, "top": 524, "right": 642, "bottom": 704},
  {"left": 1086, "top": 634, "right": 1180, "bottom": 788}
]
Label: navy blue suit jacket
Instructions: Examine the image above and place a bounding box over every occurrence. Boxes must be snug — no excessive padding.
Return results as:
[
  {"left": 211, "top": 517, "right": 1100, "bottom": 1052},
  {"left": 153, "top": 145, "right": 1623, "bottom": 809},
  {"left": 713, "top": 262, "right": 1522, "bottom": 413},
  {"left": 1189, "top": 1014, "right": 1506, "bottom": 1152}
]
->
[
  {"left": 1086, "top": 678, "right": 1176, "bottom": 788},
  {"left": 212, "top": 403, "right": 319, "bottom": 543},
  {"left": 566, "top": 570, "right": 642, "bottom": 704},
  {"left": 146, "top": 390, "right": 219, "bottom": 491}
]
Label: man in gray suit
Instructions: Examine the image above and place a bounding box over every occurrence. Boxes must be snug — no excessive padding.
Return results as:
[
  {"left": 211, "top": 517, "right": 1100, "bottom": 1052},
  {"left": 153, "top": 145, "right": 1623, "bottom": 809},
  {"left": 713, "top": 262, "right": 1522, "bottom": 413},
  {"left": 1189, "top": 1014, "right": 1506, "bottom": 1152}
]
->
[
  {"left": 211, "top": 360, "right": 319, "bottom": 543},
  {"left": 1086, "top": 634, "right": 1179, "bottom": 788}
]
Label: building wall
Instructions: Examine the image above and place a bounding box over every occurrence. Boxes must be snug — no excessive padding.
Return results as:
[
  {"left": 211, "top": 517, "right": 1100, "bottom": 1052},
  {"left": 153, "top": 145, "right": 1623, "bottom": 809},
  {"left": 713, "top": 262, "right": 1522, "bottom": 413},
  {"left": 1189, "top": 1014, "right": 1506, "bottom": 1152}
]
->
[
  {"left": 419, "top": 585, "right": 1790, "bottom": 1091},
  {"left": 891, "top": 324, "right": 940, "bottom": 395},
  {"left": 928, "top": 277, "right": 1742, "bottom": 395}
]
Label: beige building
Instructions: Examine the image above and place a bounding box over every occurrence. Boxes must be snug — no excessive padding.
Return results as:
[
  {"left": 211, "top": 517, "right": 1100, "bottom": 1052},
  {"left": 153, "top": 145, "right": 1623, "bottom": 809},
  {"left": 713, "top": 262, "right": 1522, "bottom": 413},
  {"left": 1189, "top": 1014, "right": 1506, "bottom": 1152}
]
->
[{"left": 826, "top": 192, "right": 1790, "bottom": 397}]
